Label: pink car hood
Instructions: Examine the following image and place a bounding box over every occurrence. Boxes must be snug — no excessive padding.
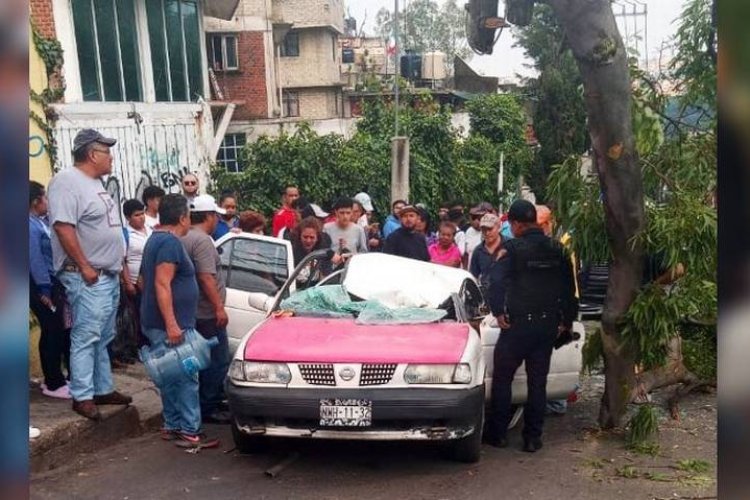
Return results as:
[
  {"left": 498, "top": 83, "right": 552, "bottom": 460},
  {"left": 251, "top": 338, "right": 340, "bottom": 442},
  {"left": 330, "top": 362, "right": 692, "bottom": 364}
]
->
[{"left": 244, "top": 316, "right": 469, "bottom": 364}]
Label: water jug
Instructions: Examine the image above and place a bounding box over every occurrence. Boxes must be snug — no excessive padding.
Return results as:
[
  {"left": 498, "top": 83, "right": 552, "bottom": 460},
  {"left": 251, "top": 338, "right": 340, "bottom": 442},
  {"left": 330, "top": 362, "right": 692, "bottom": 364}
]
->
[{"left": 139, "top": 329, "right": 219, "bottom": 387}]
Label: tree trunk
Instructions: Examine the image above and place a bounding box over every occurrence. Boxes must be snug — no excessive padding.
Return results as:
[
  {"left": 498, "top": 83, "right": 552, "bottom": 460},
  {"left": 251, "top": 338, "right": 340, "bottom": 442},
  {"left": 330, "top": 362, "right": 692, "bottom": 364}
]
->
[{"left": 546, "top": 0, "right": 645, "bottom": 428}]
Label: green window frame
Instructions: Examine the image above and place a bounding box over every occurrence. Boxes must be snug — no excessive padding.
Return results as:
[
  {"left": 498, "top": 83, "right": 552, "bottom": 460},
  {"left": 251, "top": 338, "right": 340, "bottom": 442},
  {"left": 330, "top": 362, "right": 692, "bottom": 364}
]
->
[
  {"left": 146, "top": 0, "right": 205, "bottom": 102},
  {"left": 71, "top": 0, "right": 142, "bottom": 102}
]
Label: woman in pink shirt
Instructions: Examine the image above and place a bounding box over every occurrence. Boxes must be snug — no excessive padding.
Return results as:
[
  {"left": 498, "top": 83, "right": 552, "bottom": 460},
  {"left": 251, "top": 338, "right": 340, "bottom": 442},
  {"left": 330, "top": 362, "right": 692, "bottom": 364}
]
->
[{"left": 428, "top": 222, "right": 462, "bottom": 268}]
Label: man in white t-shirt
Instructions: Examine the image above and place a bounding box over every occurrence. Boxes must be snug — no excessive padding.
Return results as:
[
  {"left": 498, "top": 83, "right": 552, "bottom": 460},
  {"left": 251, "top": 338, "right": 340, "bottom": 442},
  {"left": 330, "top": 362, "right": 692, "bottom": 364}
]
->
[
  {"left": 141, "top": 185, "right": 164, "bottom": 230},
  {"left": 123, "top": 199, "right": 152, "bottom": 287},
  {"left": 324, "top": 197, "right": 368, "bottom": 266}
]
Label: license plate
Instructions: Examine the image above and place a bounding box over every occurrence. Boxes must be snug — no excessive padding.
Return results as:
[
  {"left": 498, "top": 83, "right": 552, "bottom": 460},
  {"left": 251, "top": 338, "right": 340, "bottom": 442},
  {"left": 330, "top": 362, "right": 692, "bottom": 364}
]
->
[{"left": 319, "top": 399, "right": 372, "bottom": 427}]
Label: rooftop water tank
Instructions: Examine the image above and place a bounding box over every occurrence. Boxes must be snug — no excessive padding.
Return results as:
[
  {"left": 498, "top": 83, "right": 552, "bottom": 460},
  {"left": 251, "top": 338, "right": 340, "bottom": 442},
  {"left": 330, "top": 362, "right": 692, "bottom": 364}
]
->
[
  {"left": 422, "top": 51, "right": 446, "bottom": 80},
  {"left": 400, "top": 52, "right": 422, "bottom": 81}
]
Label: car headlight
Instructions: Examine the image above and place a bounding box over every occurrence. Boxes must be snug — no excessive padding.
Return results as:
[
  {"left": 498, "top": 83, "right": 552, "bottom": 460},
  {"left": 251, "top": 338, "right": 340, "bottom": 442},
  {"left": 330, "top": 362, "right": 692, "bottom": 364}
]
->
[
  {"left": 404, "top": 363, "right": 472, "bottom": 384},
  {"left": 229, "top": 360, "right": 292, "bottom": 384}
]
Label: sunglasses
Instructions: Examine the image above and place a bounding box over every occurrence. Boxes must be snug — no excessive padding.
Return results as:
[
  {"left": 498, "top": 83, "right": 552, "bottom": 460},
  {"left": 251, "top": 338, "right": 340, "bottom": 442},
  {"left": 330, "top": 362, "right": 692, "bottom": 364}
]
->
[
  {"left": 183, "top": 181, "right": 197, "bottom": 186},
  {"left": 470, "top": 214, "right": 483, "bottom": 220}
]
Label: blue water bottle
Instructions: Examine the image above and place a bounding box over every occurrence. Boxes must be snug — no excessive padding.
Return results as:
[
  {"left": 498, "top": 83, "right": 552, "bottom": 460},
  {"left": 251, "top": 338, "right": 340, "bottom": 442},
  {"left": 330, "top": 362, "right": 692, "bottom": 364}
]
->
[{"left": 140, "top": 329, "right": 219, "bottom": 386}]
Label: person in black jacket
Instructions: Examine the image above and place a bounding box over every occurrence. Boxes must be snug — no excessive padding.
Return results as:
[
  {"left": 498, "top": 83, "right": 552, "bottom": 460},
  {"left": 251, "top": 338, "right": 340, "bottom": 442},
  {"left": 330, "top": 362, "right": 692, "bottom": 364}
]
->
[
  {"left": 484, "top": 200, "right": 578, "bottom": 452},
  {"left": 382, "top": 205, "right": 430, "bottom": 262},
  {"left": 290, "top": 216, "right": 333, "bottom": 287}
]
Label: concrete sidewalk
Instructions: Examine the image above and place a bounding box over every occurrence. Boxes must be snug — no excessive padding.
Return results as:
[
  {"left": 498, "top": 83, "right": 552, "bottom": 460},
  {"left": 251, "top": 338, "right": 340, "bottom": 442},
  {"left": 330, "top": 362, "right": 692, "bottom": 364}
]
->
[{"left": 29, "top": 363, "right": 162, "bottom": 474}]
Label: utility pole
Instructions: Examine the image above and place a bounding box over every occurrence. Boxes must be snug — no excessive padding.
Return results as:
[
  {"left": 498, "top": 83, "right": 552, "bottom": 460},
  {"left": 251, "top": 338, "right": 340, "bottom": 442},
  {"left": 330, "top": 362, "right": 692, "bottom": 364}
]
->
[
  {"left": 394, "top": 0, "right": 400, "bottom": 137},
  {"left": 390, "top": 0, "right": 410, "bottom": 203}
]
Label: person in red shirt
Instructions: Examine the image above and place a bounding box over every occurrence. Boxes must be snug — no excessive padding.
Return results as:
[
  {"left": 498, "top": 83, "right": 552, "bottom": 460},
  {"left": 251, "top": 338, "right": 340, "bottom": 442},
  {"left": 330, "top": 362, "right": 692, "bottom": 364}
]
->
[{"left": 271, "top": 185, "right": 300, "bottom": 237}]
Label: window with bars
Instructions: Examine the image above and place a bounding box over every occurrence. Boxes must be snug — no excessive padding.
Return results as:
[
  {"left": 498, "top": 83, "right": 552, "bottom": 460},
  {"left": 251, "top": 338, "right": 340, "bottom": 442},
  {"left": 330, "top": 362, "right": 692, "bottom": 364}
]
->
[
  {"left": 71, "top": 0, "right": 142, "bottom": 102},
  {"left": 145, "top": 0, "right": 204, "bottom": 102},
  {"left": 208, "top": 34, "right": 239, "bottom": 71},
  {"left": 282, "top": 91, "right": 300, "bottom": 117},
  {"left": 217, "top": 133, "right": 247, "bottom": 173},
  {"left": 280, "top": 31, "right": 299, "bottom": 57}
]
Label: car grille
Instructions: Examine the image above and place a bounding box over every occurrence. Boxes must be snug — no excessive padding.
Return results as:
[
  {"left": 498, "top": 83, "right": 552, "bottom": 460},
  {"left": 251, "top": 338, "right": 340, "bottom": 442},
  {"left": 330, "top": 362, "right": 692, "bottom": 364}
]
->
[
  {"left": 359, "top": 364, "right": 398, "bottom": 386},
  {"left": 298, "top": 364, "right": 336, "bottom": 385}
]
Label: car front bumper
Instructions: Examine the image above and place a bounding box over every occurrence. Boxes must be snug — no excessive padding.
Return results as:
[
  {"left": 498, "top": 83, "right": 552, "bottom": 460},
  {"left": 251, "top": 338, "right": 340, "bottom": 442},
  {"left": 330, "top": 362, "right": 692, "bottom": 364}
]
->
[{"left": 226, "top": 383, "right": 485, "bottom": 441}]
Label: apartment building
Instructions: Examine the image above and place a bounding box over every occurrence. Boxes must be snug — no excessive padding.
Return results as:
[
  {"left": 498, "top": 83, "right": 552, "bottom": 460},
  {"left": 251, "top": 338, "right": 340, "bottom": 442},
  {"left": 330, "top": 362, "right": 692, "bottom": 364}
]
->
[
  {"left": 203, "top": 0, "right": 345, "bottom": 173},
  {"left": 29, "top": 0, "right": 238, "bottom": 203}
]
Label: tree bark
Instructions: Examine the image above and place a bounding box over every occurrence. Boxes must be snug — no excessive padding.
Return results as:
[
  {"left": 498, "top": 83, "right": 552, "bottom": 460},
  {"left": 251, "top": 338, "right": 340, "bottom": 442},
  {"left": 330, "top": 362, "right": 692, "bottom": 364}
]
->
[{"left": 546, "top": 0, "right": 645, "bottom": 428}]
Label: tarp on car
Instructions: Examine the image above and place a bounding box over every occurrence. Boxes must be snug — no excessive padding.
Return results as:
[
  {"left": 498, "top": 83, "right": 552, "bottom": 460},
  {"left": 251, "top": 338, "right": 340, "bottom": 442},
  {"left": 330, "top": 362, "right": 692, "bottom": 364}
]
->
[{"left": 279, "top": 285, "right": 446, "bottom": 325}]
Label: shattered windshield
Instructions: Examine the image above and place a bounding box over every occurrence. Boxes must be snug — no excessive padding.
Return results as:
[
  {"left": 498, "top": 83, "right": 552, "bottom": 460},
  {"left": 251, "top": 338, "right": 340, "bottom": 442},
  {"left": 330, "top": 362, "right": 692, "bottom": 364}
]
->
[{"left": 278, "top": 285, "right": 447, "bottom": 325}]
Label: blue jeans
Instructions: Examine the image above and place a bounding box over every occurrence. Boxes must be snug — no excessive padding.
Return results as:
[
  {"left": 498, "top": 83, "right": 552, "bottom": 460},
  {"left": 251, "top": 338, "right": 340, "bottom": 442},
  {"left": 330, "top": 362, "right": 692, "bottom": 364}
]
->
[
  {"left": 58, "top": 272, "right": 119, "bottom": 401},
  {"left": 142, "top": 328, "right": 201, "bottom": 435},
  {"left": 195, "top": 319, "right": 230, "bottom": 416}
]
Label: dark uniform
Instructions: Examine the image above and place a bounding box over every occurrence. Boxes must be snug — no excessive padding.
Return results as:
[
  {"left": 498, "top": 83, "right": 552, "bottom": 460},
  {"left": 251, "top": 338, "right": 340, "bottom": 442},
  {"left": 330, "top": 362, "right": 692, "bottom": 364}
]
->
[{"left": 485, "top": 205, "right": 577, "bottom": 451}]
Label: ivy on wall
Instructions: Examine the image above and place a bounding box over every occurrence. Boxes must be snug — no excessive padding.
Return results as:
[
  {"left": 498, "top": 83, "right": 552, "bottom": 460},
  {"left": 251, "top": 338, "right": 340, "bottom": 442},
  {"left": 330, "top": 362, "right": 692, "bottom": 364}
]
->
[{"left": 30, "top": 23, "right": 65, "bottom": 168}]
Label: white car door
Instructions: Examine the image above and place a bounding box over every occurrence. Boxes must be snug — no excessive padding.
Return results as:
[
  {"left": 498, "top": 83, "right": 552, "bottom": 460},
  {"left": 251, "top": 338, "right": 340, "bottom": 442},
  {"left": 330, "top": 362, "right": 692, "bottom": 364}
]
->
[
  {"left": 480, "top": 317, "right": 586, "bottom": 404},
  {"left": 215, "top": 233, "right": 295, "bottom": 354}
]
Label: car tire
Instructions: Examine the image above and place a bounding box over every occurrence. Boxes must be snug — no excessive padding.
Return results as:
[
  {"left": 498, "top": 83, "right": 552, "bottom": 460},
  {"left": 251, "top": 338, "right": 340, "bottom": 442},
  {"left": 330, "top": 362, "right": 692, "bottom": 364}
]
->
[
  {"left": 231, "top": 420, "right": 267, "bottom": 454},
  {"left": 447, "top": 405, "right": 484, "bottom": 463}
]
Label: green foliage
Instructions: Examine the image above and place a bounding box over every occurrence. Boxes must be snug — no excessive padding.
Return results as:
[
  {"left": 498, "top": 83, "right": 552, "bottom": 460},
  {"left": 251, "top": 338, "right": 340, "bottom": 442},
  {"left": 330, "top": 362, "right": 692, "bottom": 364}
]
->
[
  {"left": 32, "top": 24, "right": 64, "bottom": 76},
  {"left": 30, "top": 24, "right": 65, "bottom": 168},
  {"left": 676, "top": 459, "right": 711, "bottom": 474},
  {"left": 581, "top": 328, "right": 604, "bottom": 375},
  {"left": 615, "top": 466, "right": 640, "bottom": 479},
  {"left": 669, "top": 0, "right": 716, "bottom": 116},
  {"left": 465, "top": 93, "right": 533, "bottom": 194},
  {"left": 212, "top": 94, "right": 529, "bottom": 219},
  {"left": 546, "top": 157, "right": 610, "bottom": 264},
  {"left": 629, "top": 442, "right": 661, "bottom": 457},
  {"left": 627, "top": 404, "right": 660, "bottom": 448},
  {"left": 681, "top": 324, "right": 717, "bottom": 381},
  {"left": 514, "top": 4, "right": 588, "bottom": 202}
]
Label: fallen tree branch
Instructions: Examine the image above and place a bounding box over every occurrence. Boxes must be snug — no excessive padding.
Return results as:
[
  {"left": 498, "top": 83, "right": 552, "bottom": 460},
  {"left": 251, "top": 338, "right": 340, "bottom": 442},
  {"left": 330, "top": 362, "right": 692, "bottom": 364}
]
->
[{"left": 629, "top": 336, "right": 714, "bottom": 419}]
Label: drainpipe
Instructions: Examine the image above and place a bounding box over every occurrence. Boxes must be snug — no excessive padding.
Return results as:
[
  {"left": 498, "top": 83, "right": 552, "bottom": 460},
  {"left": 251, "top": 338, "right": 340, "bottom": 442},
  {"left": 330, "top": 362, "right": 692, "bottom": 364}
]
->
[{"left": 278, "top": 44, "right": 284, "bottom": 117}]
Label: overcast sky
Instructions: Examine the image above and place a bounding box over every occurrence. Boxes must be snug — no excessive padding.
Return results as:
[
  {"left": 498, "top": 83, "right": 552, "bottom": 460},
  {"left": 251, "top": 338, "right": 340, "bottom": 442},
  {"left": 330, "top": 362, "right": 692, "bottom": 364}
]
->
[{"left": 345, "top": 0, "right": 687, "bottom": 79}]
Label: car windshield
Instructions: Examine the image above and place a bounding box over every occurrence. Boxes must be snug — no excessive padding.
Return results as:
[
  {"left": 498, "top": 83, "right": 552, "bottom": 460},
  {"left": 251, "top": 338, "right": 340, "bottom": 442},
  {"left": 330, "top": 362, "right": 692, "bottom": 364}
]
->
[{"left": 278, "top": 284, "right": 448, "bottom": 325}]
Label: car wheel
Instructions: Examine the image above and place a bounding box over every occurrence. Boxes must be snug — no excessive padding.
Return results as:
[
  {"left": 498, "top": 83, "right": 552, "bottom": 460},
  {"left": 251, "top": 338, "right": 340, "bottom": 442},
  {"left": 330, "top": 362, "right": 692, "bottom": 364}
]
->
[
  {"left": 231, "top": 420, "right": 267, "bottom": 454},
  {"left": 447, "top": 405, "right": 484, "bottom": 463}
]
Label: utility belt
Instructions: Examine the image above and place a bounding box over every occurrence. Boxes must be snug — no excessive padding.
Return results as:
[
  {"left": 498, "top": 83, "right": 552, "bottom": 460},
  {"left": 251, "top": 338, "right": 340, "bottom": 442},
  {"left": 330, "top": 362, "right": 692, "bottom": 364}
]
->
[
  {"left": 507, "top": 310, "right": 557, "bottom": 323},
  {"left": 62, "top": 261, "right": 119, "bottom": 278}
]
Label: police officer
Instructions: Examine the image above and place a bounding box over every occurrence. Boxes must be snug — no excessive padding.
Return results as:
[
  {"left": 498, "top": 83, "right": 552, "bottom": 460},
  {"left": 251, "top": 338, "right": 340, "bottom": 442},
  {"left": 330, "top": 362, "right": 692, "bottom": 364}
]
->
[{"left": 484, "top": 200, "right": 578, "bottom": 452}]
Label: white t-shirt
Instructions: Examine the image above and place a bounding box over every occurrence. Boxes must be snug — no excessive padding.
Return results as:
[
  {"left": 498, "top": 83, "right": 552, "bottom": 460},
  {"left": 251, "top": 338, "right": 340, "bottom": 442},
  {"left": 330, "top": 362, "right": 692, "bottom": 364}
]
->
[
  {"left": 145, "top": 213, "right": 159, "bottom": 231},
  {"left": 465, "top": 227, "right": 482, "bottom": 256},
  {"left": 454, "top": 230, "right": 467, "bottom": 256},
  {"left": 126, "top": 225, "right": 152, "bottom": 285}
]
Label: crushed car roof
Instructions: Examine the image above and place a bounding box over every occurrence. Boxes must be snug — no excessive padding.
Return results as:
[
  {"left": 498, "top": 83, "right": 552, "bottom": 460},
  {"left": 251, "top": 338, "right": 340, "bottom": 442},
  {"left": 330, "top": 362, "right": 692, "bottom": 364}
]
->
[{"left": 343, "top": 253, "right": 477, "bottom": 310}]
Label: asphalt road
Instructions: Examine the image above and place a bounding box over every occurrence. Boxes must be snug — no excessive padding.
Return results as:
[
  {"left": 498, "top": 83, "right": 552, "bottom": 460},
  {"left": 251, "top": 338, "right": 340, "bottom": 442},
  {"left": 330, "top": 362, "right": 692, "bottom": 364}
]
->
[{"left": 31, "top": 384, "right": 717, "bottom": 500}]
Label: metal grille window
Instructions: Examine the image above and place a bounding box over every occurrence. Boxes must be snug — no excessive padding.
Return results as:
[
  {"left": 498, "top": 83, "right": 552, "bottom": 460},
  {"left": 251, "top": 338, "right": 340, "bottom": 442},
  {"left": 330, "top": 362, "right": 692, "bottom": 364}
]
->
[
  {"left": 145, "top": 0, "right": 204, "bottom": 102},
  {"left": 359, "top": 364, "right": 398, "bottom": 386},
  {"left": 280, "top": 31, "right": 299, "bottom": 57},
  {"left": 71, "top": 0, "right": 142, "bottom": 102},
  {"left": 283, "top": 91, "right": 299, "bottom": 117},
  {"left": 298, "top": 364, "right": 336, "bottom": 386},
  {"left": 217, "top": 133, "right": 246, "bottom": 173},
  {"left": 209, "top": 34, "right": 239, "bottom": 71}
]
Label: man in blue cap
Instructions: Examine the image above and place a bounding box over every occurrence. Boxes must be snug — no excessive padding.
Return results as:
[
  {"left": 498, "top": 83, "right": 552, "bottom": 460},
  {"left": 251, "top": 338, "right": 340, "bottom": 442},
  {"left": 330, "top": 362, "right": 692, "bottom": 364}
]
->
[
  {"left": 484, "top": 199, "right": 578, "bottom": 452},
  {"left": 48, "top": 128, "right": 132, "bottom": 420}
]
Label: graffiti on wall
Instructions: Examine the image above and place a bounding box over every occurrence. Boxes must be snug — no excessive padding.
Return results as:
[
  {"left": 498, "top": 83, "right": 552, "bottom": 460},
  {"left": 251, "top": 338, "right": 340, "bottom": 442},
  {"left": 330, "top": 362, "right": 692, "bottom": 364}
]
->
[
  {"left": 55, "top": 121, "right": 211, "bottom": 214},
  {"left": 29, "top": 135, "right": 47, "bottom": 158}
]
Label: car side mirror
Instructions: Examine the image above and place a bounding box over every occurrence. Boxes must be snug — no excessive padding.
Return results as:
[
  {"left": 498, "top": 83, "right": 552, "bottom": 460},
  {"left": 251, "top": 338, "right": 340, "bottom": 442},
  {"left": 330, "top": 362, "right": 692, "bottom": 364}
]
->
[{"left": 248, "top": 292, "right": 274, "bottom": 312}]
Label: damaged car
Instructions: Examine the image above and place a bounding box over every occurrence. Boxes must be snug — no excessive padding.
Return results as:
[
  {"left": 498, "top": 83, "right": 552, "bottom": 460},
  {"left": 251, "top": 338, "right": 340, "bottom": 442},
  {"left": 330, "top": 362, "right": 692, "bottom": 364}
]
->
[{"left": 217, "top": 234, "right": 585, "bottom": 463}]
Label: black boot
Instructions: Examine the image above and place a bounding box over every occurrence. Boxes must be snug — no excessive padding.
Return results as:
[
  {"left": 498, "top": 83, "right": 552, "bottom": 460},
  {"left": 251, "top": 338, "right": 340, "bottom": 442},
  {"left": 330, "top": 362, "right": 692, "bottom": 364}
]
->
[{"left": 522, "top": 437, "right": 543, "bottom": 453}]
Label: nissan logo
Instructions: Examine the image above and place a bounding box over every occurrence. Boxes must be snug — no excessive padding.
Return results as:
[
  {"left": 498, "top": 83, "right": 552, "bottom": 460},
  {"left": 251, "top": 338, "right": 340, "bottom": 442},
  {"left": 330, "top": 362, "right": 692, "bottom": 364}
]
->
[{"left": 339, "top": 367, "right": 356, "bottom": 381}]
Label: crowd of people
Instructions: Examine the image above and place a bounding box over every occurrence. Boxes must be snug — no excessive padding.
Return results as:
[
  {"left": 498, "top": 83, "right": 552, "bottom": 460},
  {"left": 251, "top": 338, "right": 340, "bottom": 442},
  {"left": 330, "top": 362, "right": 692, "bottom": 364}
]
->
[{"left": 30, "top": 127, "right": 579, "bottom": 451}]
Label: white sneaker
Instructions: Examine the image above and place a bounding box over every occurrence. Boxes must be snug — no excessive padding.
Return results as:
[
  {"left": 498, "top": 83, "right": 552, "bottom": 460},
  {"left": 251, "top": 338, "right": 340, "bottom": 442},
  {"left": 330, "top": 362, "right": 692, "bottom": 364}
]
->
[
  {"left": 29, "top": 426, "right": 41, "bottom": 439},
  {"left": 42, "top": 384, "right": 72, "bottom": 400}
]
